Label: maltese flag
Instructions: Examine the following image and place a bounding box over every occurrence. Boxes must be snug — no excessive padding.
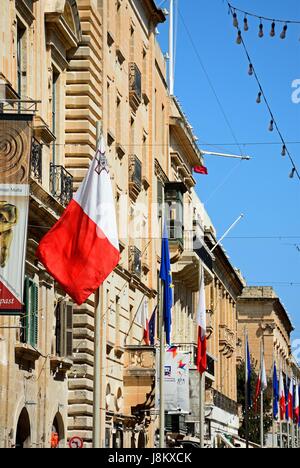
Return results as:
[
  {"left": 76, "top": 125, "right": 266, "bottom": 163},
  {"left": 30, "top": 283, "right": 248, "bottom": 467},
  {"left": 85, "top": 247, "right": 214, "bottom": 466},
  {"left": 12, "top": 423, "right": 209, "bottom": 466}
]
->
[{"left": 36, "top": 137, "right": 120, "bottom": 305}]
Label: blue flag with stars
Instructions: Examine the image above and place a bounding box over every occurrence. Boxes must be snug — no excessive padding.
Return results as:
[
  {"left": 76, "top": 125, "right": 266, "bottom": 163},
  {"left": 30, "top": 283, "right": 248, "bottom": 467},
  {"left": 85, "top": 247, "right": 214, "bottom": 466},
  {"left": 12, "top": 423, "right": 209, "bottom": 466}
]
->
[{"left": 160, "top": 223, "right": 173, "bottom": 345}]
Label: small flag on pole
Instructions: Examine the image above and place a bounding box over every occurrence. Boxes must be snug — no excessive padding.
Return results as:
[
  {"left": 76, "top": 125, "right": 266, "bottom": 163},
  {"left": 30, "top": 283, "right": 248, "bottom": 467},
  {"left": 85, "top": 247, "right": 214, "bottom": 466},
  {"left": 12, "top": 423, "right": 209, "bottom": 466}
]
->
[
  {"left": 279, "top": 370, "right": 286, "bottom": 421},
  {"left": 254, "top": 344, "right": 267, "bottom": 412},
  {"left": 194, "top": 166, "right": 208, "bottom": 175},
  {"left": 288, "top": 377, "right": 294, "bottom": 422},
  {"left": 273, "top": 363, "right": 279, "bottom": 420},
  {"left": 294, "top": 381, "right": 299, "bottom": 425},
  {"left": 136, "top": 299, "right": 150, "bottom": 345},
  {"left": 160, "top": 223, "right": 173, "bottom": 345},
  {"left": 149, "top": 307, "right": 157, "bottom": 346},
  {"left": 246, "top": 335, "right": 252, "bottom": 408},
  {"left": 196, "top": 267, "right": 207, "bottom": 374}
]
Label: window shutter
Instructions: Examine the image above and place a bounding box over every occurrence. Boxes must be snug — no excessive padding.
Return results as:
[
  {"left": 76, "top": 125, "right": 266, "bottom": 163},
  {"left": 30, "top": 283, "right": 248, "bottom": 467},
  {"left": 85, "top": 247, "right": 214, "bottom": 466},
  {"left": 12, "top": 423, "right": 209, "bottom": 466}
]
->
[
  {"left": 66, "top": 303, "right": 73, "bottom": 358},
  {"left": 22, "top": 277, "right": 30, "bottom": 344},
  {"left": 60, "top": 302, "right": 67, "bottom": 357},
  {"left": 55, "top": 303, "right": 62, "bottom": 357},
  {"left": 30, "top": 281, "right": 38, "bottom": 348}
]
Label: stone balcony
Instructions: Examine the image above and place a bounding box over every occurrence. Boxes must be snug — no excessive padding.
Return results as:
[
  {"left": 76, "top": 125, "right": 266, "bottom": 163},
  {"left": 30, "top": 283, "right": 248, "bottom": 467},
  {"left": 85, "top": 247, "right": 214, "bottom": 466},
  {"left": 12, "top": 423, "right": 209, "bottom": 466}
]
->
[
  {"left": 124, "top": 346, "right": 156, "bottom": 379},
  {"left": 123, "top": 346, "right": 156, "bottom": 417},
  {"left": 219, "top": 325, "right": 235, "bottom": 357}
]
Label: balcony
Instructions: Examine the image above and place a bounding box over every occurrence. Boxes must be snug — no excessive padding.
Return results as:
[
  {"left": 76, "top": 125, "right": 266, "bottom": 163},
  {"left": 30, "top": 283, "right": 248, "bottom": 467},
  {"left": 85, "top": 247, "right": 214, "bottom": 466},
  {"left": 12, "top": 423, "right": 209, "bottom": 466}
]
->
[
  {"left": 129, "top": 155, "right": 142, "bottom": 202},
  {"left": 50, "top": 164, "right": 73, "bottom": 207},
  {"left": 213, "top": 389, "right": 239, "bottom": 416},
  {"left": 124, "top": 346, "right": 156, "bottom": 378},
  {"left": 129, "top": 246, "right": 142, "bottom": 279},
  {"left": 219, "top": 325, "right": 234, "bottom": 357},
  {"left": 31, "top": 138, "right": 42, "bottom": 183},
  {"left": 129, "top": 63, "right": 142, "bottom": 112}
]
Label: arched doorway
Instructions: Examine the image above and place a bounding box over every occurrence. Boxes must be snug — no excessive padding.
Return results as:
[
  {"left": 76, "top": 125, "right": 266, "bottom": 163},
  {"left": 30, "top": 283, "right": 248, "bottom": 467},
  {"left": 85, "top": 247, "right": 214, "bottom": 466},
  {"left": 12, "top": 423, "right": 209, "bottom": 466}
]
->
[
  {"left": 15, "top": 408, "right": 31, "bottom": 448},
  {"left": 51, "top": 413, "right": 65, "bottom": 448}
]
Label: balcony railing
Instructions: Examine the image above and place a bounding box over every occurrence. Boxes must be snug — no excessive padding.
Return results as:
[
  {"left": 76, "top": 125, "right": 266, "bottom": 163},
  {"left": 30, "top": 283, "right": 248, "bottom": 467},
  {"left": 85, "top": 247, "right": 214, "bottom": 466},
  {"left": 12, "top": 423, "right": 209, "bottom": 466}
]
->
[
  {"left": 213, "top": 389, "right": 239, "bottom": 416},
  {"left": 129, "top": 63, "right": 142, "bottom": 112},
  {"left": 129, "top": 246, "right": 142, "bottom": 279},
  {"left": 31, "top": 138, "right": 42, "bottom": 183},
  {"left": 50, "top": 164, "right": 73, "bottom": 207},
  {"left": 129, "top": 155, "right": 142, "bottom": 201}
]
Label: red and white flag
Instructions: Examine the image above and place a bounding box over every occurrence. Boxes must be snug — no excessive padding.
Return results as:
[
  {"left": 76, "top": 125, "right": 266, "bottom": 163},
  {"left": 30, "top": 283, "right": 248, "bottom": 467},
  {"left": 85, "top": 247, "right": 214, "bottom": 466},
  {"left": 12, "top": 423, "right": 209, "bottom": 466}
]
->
[
  {"left": 279, "top": 371, "right": 286, "bottom": 421},
  {"left": 294, "top": 381, "right": 299, "bottom": 424},
  {"left": 36, "top": 137, "right": 120, "bottom": 305},
  {"left": 253, "top": 344, "right": 267, "bottom": 412},
  {"left": 197, "top": 267, "right": 207, "bottom": 374},
  {"left": 136, "top": 299, "right": 150, "bottom": 345}
]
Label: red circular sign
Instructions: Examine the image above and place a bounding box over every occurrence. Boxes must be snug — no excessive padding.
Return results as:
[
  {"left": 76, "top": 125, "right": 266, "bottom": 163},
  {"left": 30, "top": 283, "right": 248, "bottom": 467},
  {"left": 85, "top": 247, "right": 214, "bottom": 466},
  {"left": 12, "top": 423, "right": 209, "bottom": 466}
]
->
[{"left": 69, "top": 437, "right": 84, "bottom": 449}]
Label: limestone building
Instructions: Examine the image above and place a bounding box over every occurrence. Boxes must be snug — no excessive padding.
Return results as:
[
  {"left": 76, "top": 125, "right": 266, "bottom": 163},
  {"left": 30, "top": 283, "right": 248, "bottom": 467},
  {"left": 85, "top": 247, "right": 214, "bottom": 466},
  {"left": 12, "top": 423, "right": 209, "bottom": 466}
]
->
[
  {"left": 237, "top": 286, "right": 294, "bottom": 377},
  {"left": 0, "top": 0, "right": 82, "bottom": 448}
]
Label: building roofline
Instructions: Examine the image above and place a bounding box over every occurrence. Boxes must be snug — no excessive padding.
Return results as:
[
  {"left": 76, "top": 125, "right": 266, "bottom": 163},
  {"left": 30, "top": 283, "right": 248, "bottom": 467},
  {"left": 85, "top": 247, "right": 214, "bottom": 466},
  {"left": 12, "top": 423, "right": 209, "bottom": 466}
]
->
[
  {"left": 239, "top": 286, "right": 294, "bottom": 333},
  {"left": 145, "top": 0, "right": 166, "bottom": 24}
]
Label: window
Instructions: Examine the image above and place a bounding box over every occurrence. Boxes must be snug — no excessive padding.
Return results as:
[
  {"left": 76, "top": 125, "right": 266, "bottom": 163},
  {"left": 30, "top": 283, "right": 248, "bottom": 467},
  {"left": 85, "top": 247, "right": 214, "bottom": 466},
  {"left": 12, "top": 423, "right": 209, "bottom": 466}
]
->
[
  {"left": 115, "top": 296, "right": 120, "bottom": 347},
  {"left": 165, "top": 183, "right": 186, "bottom": 242},
  {"left": 55, "top": 302, "right": 73, "bottom": 358},
  {"left": 17, "top": 22, "right": 26, "bottom": 97},
  {"left": 21, "top": 277, "right": 38, "bottom": 348},
  {"left": 157, "top": 179, "right": 163, "bottom": 220},
  {"left": 52, "top": 70, "right": 59, "bottom": 165}
]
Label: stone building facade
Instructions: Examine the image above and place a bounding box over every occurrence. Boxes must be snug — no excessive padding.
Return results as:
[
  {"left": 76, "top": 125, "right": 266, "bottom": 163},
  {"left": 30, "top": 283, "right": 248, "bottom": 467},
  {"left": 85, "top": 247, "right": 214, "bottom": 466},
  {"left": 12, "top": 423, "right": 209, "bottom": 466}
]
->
[
  {"left": 0, "top": 0, "right": 82, "bottom": 448},
  {"left": 237, "top": 286, "right": 294, "bottom": 378}
]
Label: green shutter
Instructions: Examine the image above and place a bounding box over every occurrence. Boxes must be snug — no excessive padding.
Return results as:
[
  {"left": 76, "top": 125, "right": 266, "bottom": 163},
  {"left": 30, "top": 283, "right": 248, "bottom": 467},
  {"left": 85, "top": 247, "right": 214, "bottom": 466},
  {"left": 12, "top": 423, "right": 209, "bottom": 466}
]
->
[
  {"left": 31, "top": 283, "right": 38, "bottom": 348},
  {"left": 23, "top": 277, "right": 30, "bottom": 344}
]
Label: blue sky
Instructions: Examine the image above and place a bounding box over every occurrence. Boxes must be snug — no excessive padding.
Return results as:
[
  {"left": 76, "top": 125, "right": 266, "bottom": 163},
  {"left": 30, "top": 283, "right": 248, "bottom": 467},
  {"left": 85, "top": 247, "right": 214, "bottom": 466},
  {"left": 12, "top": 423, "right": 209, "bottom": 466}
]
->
[{"left": 157, "top": 0, "right": 300, "bottom": 344}]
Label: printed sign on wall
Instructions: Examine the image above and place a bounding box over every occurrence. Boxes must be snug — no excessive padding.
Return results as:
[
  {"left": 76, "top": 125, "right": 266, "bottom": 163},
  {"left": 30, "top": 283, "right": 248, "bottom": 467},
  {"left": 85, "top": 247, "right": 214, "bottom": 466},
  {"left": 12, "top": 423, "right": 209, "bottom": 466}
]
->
[
  {"left": 0, "top": 118, "right": 32, "bottom": 314},
  {"left": 155, "top": 348, "right": 190, "bottom": 415}
]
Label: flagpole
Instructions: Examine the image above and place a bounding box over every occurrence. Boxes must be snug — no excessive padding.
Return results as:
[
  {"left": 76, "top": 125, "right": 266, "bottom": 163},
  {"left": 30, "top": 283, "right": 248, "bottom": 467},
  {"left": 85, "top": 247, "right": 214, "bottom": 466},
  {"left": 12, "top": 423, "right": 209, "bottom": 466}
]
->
[
  {"left": 169, "top": 0, "right": 174, "bottom": 96},
  {"left": 260, "top": 338, "right": 264, "bottom": 449},
  {"left": 199, "top": 263, "right": 205, "bottom": 449},
  {"left": 245, "top": 327, "right": 249, "bottom": 449},
  {"left": 272, "top": 355, "right": 275, "bottom": 449},
  {"left": 93, "top": 122, "right": 104, "bottom": 449},
  {"left": 159, "top": 216, "right": 165, "bottom": 449}
]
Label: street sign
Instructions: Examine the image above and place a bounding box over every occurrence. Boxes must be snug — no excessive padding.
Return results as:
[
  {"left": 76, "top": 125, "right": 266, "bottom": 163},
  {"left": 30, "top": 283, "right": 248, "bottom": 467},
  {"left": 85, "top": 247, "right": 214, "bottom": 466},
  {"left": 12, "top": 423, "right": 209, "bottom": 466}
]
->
[{"left": 69, "top": 436, "right": 84, "bottom": 449}]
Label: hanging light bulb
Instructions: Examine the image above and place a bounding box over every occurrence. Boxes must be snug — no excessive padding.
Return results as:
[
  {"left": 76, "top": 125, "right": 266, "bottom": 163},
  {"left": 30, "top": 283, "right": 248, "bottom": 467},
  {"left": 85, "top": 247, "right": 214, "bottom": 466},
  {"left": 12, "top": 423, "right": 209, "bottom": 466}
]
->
[
  {"left": 233, "top": 11, "right": 239, "bottom": 28},
  {"left": 236, "top": 30, "right": 242, "bottom": 45},
  {"left": 269, "top": 120, "right": 274, "bottom": 132},
  {"left": 270, "top": 21, "right": 276, "bottom": 37},
  {"left": 248, "top": 64, "right": 254, "bottom": 76},
  {"left": 256, "top": 92, "right": 262, "bottom": 104},
  {"left": 289, "top": 167, "right": 296, "bottom": 179},
  {"left": 281, "top": 145, "right": 287, "bottom": 157},
  {"left": 244, "top": 16, "right": 249, "bottom": 32},
  {"left": 280, "top": 24, "right": 288, "bottom": 39},
  {"left": 258, "top": 21, "right": 264, "bottom": 38}
]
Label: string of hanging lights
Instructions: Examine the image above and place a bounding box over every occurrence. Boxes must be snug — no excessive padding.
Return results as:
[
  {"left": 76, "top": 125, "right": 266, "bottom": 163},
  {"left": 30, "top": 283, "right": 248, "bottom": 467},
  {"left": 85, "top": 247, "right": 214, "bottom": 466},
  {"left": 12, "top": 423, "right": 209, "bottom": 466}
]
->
[
  {"left": 227, "top": 3, "right": 300, "bottom": 181},
  {"left": 228, "top": 2, "right": 300, "bottom": 40}
]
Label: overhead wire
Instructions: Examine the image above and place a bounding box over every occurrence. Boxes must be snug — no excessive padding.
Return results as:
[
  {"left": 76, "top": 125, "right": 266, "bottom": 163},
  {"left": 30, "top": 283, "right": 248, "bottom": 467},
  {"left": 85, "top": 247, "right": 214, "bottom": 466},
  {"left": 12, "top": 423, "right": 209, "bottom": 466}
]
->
[{"left": 227, "top": 2, "right": 300, "bottom": 181}]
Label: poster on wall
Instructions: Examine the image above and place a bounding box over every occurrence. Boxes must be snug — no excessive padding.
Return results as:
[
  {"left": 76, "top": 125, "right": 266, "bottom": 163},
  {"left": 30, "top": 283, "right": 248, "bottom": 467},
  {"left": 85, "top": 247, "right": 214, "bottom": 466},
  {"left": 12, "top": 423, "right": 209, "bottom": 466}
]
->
[
  {"left": 0, "top": 118, "right": 32, "bottom": 315},
  {"left": 155, "top": 349, "right": 190, "bottom": 415}
]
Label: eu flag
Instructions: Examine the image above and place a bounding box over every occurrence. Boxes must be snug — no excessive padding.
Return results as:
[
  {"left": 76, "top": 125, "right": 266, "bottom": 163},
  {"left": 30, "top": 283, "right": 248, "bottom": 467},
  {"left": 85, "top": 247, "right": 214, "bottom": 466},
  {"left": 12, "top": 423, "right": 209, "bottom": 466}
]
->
[
  {"left": 149, "top": 307, "right": 157, "bottom": 346},
  {"left": 246, "top": 336, "right": 252, "bottom": 407},
  {"left": 273, "top": 363, "right": 279, "bottom": 420},
  {"left": 160, "top": 223, "right": 173, "bottom": 345}
]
